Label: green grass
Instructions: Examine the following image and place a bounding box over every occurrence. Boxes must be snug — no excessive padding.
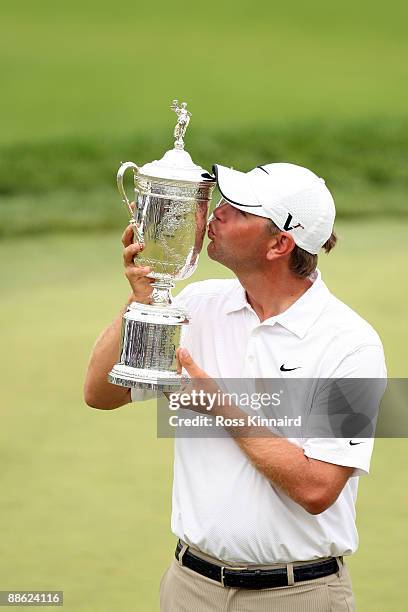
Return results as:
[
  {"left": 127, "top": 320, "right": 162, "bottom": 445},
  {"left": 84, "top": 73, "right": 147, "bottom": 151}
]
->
[
  {"left": 1, "top": 118, "right": 408, "bottom": 237},
  {"left": 1, "top": 1, "right": 408, "bottom": 145},
  {"left": 0, "top": 221, "right": 407, "bottom": 611}
]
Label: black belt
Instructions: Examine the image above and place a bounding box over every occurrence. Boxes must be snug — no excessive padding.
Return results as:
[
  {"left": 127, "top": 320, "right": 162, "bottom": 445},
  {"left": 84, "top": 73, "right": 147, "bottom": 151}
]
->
[{"left": 175, "top": 541, "right": 339, "bottom": 589}]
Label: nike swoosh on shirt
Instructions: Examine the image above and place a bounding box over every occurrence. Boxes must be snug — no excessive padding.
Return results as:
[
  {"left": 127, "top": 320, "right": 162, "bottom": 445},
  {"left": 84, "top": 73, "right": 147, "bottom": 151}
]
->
[
  {"left": 280, "top": 364, "right": 301, "bottom": 372},
  {"left": 349, "top": 441, "right": 364, "bottom": 446}
]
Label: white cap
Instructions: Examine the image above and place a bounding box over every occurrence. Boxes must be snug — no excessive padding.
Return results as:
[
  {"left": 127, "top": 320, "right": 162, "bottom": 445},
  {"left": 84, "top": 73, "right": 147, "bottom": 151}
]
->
[{"left": 213, "top": 162, "right": 336, "bottom": 255}]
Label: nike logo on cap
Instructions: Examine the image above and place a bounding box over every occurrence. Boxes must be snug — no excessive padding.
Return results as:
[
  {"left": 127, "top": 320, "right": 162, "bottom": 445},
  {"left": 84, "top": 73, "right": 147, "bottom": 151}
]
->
[
  {"left": 280, "top": 364, "right": 301, "bottom": 372},
  {"left": 283, "top": 213, "right": 305, "bottom": 231},
  {"left": 349, "top": 441, "right": 364, "bottom": 446}
]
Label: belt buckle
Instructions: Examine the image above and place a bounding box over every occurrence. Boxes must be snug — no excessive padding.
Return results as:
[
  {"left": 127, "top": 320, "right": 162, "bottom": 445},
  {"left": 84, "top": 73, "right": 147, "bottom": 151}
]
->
[{"left": 220, "top": 565, "right": 248, "bottom": 587}]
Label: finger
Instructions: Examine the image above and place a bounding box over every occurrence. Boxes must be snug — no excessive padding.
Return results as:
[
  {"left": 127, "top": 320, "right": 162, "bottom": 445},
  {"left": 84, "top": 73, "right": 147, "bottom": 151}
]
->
[
  {"left": 177, "top": 348, "right": 206, "bottom": 378},
  {"left": 121, "top": 224, "right": 135, "bottom": 247},
  {"left": 127, "top": 278, "right": 154, "bottom": 304},
  {"left": 123, "top": 242, "right": 146, "bottom": 266},
  {"left": 121, "top": 223, "right": 144, "bottom": 249},
  {"left": 125, "top": 267, "right": 153, "bottom": 286},
  {"left": 176, "top": 348, "right": 182, "bottom": 375},
  {"left": 133, "top": 286, "right": 154, "bottom": 304}
]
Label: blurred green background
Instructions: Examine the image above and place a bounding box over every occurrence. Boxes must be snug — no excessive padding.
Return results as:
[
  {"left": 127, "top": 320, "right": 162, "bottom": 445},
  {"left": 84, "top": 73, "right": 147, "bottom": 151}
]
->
[{"left": 1, "top": 1, "right": 407, "bottom": 611}]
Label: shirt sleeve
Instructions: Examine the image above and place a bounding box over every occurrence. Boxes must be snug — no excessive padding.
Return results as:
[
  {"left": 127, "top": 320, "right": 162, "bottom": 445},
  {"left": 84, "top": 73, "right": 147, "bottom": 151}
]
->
[
  {"left": 302, "top": 344, "right": 387, "bottom": 476},
  {"left": 130, "top": 387, "right": 157, "bottom": 402}
]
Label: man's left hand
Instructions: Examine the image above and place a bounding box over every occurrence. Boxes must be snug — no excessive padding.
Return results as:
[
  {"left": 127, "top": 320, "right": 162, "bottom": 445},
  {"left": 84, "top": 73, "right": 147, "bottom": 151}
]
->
[{"left": 175, "top": 348, "right": 223, "bottom": 414}]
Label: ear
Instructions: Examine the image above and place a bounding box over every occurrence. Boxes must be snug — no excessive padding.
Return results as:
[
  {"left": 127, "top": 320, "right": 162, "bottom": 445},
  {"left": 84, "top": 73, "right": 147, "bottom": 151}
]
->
[{"left": 266, "top": 232, "right": 296, "bottom": 261}]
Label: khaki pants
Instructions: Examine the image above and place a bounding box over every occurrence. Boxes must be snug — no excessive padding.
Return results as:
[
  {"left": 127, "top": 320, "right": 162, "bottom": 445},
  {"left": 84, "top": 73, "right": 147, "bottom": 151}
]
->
[{"left": 159, "top": 544, "right": 355, "bottom": 612}]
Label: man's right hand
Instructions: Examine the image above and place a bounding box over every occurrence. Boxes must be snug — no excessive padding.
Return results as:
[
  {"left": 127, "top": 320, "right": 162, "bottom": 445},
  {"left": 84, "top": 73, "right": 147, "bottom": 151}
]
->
[{"left": 122, "top": 224, "right": 155, "bottom": 304}]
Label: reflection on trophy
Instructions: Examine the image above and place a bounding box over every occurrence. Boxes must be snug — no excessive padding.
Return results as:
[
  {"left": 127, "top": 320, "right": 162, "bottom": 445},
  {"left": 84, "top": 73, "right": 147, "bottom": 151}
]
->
[{"left": 108, "top": 100, "right": 216, "bottom": 391}]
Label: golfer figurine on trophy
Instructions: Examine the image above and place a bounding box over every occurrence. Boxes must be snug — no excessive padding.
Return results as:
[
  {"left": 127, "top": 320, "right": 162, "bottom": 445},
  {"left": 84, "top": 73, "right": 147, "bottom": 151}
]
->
[
  {"left": 170, "top": 100, "right": 191, "bottom": 148},
  {"left": 108, "top": 100, "right": 215, "bottom": 391}
]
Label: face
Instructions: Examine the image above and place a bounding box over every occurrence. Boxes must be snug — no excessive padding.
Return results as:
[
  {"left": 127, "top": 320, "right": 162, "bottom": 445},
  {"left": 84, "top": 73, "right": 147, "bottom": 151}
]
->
[{"left": 207, "top": 199, "right": 272, "bottom": 273}]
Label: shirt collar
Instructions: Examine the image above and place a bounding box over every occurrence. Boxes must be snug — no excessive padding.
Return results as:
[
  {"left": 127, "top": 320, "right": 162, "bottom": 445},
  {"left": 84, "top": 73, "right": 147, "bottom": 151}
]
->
[{"left": 224, "top": 270, "right": 331, "bottom": 339}]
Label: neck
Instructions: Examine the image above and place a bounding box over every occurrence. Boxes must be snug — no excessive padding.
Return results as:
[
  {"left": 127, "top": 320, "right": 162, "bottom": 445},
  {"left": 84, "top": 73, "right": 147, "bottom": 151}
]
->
[{"left": 236, "top": 267, "right": 313, "bottom": 322}]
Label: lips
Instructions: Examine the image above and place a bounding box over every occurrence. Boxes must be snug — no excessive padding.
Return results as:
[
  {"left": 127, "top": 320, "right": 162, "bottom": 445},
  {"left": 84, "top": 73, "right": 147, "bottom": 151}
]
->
[{"left": 208, "top": 224, "right": 215, "bottom": 240}]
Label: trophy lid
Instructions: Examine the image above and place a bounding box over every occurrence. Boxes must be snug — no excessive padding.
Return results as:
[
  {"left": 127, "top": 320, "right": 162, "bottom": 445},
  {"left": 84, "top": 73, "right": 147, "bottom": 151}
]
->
[{"left": 138, "top": 100, "right": 214, "bottom": 184}]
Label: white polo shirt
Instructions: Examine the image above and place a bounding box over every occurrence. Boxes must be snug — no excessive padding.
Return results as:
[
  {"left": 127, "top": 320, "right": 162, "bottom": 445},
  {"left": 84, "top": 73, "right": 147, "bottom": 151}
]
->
[{"left": 132, "top": 271, "right": 387, "bottom": 564}]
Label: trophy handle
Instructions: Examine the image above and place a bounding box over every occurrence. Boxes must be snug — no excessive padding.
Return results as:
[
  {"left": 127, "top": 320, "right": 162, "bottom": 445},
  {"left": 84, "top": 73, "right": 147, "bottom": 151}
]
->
[
  {"left": 117, "top": 161, "right": 145, "bottom": 244},
  {"left": 117, "top": 161, "right": 140, "bottom": 217}
]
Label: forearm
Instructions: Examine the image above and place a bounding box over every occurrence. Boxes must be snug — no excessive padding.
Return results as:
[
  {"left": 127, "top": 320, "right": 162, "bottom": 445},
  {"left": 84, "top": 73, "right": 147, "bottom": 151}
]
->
[
  {"left": 84, "top": 295, "right": 134, "bottom": 409},
  {"left": 213, "top": 402, "right": 345, "bottom": 514}
]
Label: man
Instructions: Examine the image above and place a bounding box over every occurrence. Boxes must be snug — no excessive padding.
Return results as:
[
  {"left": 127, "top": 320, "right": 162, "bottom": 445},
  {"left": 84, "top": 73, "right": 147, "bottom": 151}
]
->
[{"left": 84, "top": 162, "right": 386, "bottom": 611}]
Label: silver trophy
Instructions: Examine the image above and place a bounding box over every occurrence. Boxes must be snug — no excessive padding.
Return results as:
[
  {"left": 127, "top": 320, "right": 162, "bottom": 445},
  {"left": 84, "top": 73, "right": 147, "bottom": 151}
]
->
[{"left": 108, "top": 100, "right": 215, "bottom": 391}]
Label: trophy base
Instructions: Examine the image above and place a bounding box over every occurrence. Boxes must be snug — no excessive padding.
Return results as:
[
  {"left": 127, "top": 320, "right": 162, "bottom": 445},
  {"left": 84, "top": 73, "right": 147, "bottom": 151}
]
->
[
  {"left": 108, "top": 301, "right": 189, "bottom": 393},
  {"left": 108, "top": 364, "right": 184, "bottom": 392}
]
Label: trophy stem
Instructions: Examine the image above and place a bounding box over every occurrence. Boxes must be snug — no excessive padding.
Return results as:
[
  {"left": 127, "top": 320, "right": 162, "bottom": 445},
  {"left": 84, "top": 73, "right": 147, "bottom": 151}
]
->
[{"left": 150, "top": 281, "right": 175, "bottom": 307}]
